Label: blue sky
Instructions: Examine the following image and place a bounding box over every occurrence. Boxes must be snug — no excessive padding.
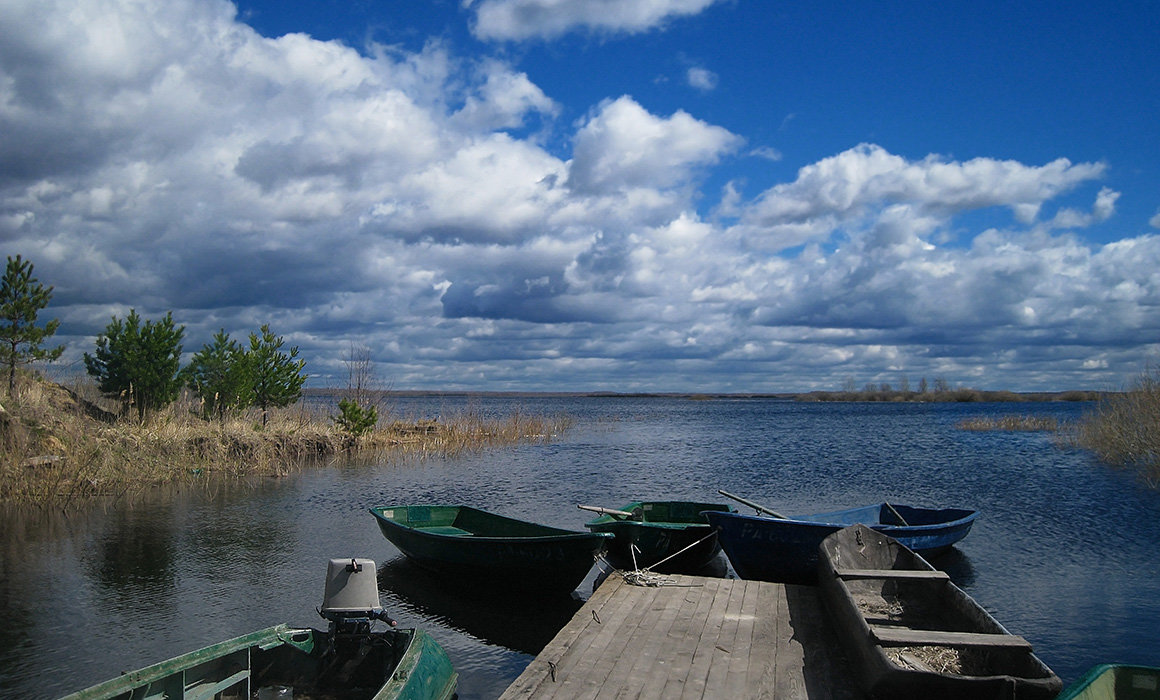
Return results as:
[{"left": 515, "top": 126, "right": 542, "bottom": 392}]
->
[{"left": 2, "top": 0, "right": 1159, "bottom": 392}]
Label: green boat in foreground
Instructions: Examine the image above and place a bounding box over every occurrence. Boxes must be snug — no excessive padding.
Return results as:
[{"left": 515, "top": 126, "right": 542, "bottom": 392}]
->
[
  {"left": 370, "top": 505, "right": 612, "bottom": 596},
  {"left": 58, "top": 558, "right": 457, "bottom": 700},
  {"left": 1056, "top": 664, "right": 1160, "bottom": 699},
  {"left": 581, "top": 501, "right": 734, "bottom": 573}
]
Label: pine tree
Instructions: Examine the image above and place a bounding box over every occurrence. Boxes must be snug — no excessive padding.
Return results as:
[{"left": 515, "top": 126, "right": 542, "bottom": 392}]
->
[
  {"left": 84, "top": 310, "right": 185, "bottom": 420},
  {"left": 334, "top": 398, "right": 378, "bottom": 437},
  {"left": 183, "top": 329, "right": 252, "bottom": 418},
  {"left": 1, "top": 255, "right": 65, "bottom": 394},
  {"left": 247, "top": 324, "right": 306, "bottom": 426}
]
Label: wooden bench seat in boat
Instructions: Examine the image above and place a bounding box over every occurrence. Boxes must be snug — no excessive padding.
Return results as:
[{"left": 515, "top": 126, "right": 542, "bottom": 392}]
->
[
  {"left": 422, "top": 526, "right": 473, "bottom": 536},
  {"left": 871, "top": 626, "right": 1033, "bottom": 649},
  {"left": 834, "top": 567, "right": 950, "bottom": 581}
]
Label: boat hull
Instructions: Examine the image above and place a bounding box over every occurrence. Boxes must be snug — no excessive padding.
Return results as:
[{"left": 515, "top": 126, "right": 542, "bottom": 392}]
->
[
  {"left": 584, "top": 501, "right": 731, "bottom": 573},
  {"left": 370, "top": 504, "right": 612, "bottom": 595},
  {"left": 58, "top": 624, "right": 457, "bottom": 700},
  {"left": 705, "top": 503, "right": 977, "bottom": 584},
  {"left": 1056, "top": 664, "right": 1160, "bottom": 699},
  {"left": 817, "top": 524, "right": 1061, "bottom": 700}
]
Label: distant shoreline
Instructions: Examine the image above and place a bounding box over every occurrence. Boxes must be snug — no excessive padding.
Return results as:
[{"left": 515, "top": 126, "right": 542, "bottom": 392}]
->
[{"left": 304, "top": 388, "right": 1105, "bottom": 402}]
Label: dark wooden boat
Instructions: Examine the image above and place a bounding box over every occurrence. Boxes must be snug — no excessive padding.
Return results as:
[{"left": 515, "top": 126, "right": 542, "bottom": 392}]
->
[
  {"left": 1056, "top": 664, "right": 1160, "bottom": 699},
  {"left": 705, "top": 497, "right": 978, "bottom": 584},
  {"left": 369, "top": 504, "right": 612, "bottom": 595},
  {"left": 59, "top": 558, "right": 457, "bottom": 700},
  {"left": 816, "top": 524, "right": 1061, "bottom": 699},
  {"left": 580, "top": 501, "right": 733, "bottom": 573}
]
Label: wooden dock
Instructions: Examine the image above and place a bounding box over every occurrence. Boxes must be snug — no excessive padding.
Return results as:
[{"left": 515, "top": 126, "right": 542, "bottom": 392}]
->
[{"left": 500, "top": 573, "right": 861, "bottom": 699}]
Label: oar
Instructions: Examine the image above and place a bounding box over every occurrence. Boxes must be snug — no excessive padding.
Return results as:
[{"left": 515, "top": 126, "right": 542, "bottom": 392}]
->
[
  {"left": 884, "top": 502, "right": 910, "bottom": 526},
  {"left": 717, "top": 489, "right": 788, "bottom": 519},
  {"left": 578, "top": 504, "right": 640, "bottom": 520}
]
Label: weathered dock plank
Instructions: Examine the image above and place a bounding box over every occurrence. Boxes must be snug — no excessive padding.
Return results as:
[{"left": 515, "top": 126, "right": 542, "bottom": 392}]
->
[
  {"left": 500, "top": 573, "right": 861, "bottom": 700},
  {"left": 610, "top": 579, "right": 689, "bottom": 700}
]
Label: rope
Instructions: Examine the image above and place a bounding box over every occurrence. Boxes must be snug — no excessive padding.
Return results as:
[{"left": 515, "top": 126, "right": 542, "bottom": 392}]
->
[{"left": 594, "top": 528, "right": 718, "bottom": 587}]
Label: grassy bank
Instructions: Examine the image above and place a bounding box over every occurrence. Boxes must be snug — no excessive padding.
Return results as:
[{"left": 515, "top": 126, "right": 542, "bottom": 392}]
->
[{"left": 0, "top": 374, "right": 573, "bottom": 505}]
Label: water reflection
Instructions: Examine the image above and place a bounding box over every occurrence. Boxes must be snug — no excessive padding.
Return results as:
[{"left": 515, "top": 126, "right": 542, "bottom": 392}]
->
[
  {"left": 932, "top": 547, "right": 976, "bottom": 588},
  {"left": 83, "top": 507, "right": 178, "bottom": 612},
  {"left": 377, "top": 557, "right": 582, "bottom": 656},
  {"left": 182, "top": 504, "right": 296, "bottom": 576}
]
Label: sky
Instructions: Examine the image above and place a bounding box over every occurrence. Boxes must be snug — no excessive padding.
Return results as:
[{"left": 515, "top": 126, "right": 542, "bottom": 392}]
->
[{"left": 2, "top": 0, "right": 1159, "bottom": 393}]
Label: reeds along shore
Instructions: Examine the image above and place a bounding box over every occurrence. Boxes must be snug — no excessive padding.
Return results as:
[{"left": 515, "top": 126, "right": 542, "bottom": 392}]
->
[
  {"left": 0, "top": 375, "right": 574, "bottom": 506},
  {"left": 956, "top": 415, "right": 1061, "bottom": 432},
  {"left": 1069, "top": 368, "right": 1160, "bottom": 485}
]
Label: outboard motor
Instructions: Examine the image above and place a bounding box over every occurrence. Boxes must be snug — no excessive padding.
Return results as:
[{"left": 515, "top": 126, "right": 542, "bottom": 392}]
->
[{"left": 319, "top": 558, "right": 397, "bottom": 635}]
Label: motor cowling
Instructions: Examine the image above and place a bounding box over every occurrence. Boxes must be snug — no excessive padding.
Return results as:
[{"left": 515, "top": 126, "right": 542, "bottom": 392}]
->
[{"left": 319, "top": 558, "right": 396, "bottom": 633}]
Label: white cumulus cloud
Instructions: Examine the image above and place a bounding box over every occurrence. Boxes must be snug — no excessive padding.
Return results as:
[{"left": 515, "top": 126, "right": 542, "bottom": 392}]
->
[
  {"left": 469, "top": 0, "right": 722, "bottom": 41},
  {"left": 686, "top": 67, "right": 718, "bottom": 91},
  {"left": 733, "top": 144, "right": 1106, "bottom": 251},
  {"left": 567, "top": 96, "right": 743, "bottom": 194}
]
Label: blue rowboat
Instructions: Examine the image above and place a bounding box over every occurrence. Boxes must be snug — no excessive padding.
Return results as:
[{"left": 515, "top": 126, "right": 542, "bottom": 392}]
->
[
  {"left": 369, "top": 505, "right": 612, "bottom": 596},
  {"left": 705, "top": 497, "right": 977, "bottom": 584}
]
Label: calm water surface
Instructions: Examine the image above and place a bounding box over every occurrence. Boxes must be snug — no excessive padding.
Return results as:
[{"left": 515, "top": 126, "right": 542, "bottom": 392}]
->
[{"left": 3, "top": 397, "right": 1160, "bottom": 698}]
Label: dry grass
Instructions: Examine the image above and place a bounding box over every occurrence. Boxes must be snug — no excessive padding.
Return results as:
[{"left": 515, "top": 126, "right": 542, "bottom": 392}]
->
[
  {"left": 0, "top": 373, "right": 573, "bottom": 506},
  {"left": 1067, "top": 368, "right": 1160, "bottom": 485},
  {"left": 956, "top": 415, "right": 1060, "bottom": 432}
]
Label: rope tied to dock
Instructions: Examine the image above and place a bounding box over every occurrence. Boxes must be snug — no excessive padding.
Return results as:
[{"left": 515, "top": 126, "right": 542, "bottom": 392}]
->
[
  {"left": 621, "top": 569, "right": 673, "bottom": 587},
  {"left": 596, "top": 529, "right": 718, "bottom": 587}
]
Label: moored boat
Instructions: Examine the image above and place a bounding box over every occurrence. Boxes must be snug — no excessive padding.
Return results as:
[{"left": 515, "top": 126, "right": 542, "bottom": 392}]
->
[
  {"left": 816, "top": 523, "right": 1061, "bottom": 699},
  {"left": 581, "top": 500, "right": 734, "bottom": 573},
  {"left": 369, "top": 504, "right": 612, "bottom": 596},
  {"left": 1056, "top": 664, "right": 1160, "bottom": 699},
  {"left": 58, "top": 557, "right": 457, "bottom": 700},
  {"left": 705, "top": 494, "right": 977, "bottom": 584}
]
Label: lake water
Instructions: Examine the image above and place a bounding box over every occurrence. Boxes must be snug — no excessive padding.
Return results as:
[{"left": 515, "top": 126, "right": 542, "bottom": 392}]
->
[{"left": 3, "top": 396, "right": 1159, "bottom": 698}]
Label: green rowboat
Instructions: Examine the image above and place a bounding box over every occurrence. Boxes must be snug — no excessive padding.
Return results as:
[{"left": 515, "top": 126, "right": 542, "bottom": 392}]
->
[
  {"left": 59, "top": 625, "right": 456, "bottom": 700},
  {"left": 1056, "top": 664, "right": 1160, "bottom": 699},
  {"left": 369, "top": 505, "right": 612, "bottom": 596},
  {"left": 58, "top": 558, "right": 457, "bottom": 700},
  {"left": 581, "top": 501, "right": 734, "bottom": 573}
]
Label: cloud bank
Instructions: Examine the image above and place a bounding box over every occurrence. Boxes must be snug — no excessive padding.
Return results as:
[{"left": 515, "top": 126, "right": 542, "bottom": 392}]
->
[{"left": 2, "top": 0, "right": 1157, "bottom": 392}]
